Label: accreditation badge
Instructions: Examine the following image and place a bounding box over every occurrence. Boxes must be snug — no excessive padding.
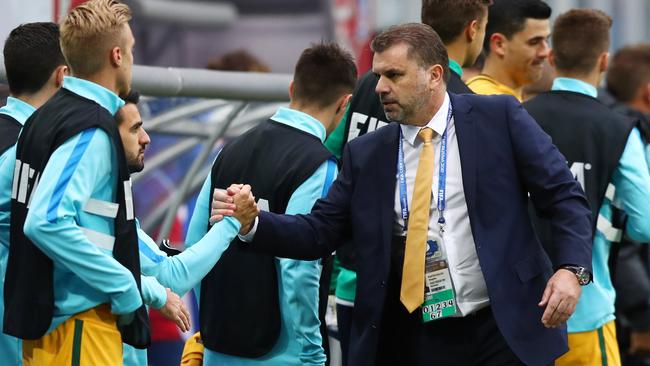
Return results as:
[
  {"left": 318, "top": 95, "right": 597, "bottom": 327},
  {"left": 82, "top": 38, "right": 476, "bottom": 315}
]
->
[{"left": 421, "top": 238, "right": 459, "bottom": 322}]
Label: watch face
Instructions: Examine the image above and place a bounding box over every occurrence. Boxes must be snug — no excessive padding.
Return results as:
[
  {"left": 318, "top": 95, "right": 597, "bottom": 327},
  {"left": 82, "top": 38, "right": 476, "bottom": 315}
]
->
[{"left": 576, "top": 269, "right": 590, "bottom": 285}]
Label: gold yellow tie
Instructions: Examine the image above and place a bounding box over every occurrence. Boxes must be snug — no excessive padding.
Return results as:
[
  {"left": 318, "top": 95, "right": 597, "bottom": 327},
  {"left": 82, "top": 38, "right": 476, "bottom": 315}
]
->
[{"left": 400, "top": 127, "right": 435, "bottom": 313}]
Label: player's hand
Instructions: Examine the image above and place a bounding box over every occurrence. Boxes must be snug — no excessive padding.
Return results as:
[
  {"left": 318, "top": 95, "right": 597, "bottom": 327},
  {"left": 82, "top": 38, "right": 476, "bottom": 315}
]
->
[{"left": 159, "top": 288, "right": 191, "bottom": 332}]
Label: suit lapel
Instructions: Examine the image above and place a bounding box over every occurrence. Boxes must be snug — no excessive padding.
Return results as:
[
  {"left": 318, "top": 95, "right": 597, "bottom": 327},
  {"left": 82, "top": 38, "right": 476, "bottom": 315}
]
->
[{"left": 450, "top": 93, "right": 478, "bottom": 217}]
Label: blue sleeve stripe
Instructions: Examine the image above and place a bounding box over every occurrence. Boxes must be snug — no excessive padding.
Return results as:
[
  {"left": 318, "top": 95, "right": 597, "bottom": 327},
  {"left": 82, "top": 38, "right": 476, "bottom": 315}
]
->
[
  {"left": 321, "top": 157, "right": 337, "bottom": 198},
  {"left": 46, "top": 129, "right": 96, "bottom": 223},
  {"left": 138, "top": 237, "right": 166, "bottom": 264}
]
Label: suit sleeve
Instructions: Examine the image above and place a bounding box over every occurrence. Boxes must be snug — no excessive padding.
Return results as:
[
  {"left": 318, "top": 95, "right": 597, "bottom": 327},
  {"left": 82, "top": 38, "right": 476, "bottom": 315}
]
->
[
  {"left": 252, "top": 147, "right": 355, "bottom": 260},
  {"left": 504, "top": 97, "right": 592, "bottom": 269},
  {"left": 24, "top": 129, "right": 143, "bottom": 314}
]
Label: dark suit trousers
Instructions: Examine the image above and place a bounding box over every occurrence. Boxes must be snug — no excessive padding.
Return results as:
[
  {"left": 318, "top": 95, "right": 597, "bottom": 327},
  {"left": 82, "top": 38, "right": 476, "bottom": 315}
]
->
[{"left": 374, "top": 237, "right": 525, "bottom": 366}]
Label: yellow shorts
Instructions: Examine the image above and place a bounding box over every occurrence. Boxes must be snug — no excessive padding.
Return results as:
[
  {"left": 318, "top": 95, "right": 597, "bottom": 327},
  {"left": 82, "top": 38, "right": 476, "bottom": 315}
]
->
[
  {"left": 181, "top": 332, "right": 204, "bottom": 365},
  {"left": 555, "top": 320, "right": 621, "bottom": 366},
  {"left": 23, "top": 305, "right": 122, "bottom": 366}
]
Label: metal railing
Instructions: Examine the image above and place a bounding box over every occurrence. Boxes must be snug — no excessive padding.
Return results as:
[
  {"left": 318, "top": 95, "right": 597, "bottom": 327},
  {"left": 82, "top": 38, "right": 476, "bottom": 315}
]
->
[{"left": 0, "top": 60, "right": 292, "bottom": 101}]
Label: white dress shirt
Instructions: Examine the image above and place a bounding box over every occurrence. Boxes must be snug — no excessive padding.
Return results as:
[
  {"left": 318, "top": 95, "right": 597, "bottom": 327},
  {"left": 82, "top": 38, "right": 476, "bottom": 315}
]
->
[{"left": 395, "top": 93, "right": 489, "bottom": 315}]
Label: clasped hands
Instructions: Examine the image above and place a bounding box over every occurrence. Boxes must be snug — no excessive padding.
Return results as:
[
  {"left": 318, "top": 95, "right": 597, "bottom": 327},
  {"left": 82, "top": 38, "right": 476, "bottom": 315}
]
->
[
  {"left": 209, "top": 184, "right": 259, "bottom": 235},
  {"left": 156, "top": 185, "right": 257, "bottom": 332}
]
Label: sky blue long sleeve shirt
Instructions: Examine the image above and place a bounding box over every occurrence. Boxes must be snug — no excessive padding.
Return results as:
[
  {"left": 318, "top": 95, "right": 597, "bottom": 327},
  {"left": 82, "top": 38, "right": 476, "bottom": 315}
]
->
[
  {"left": 186, "top": 107, "right": 337, "bottom": 366},
  {"left": 23, "top": 77, "right": 162, "bottom": 333},
  {"left": 0, "top": 97, "right": 35, "bottom": 366},
  {"left": 552, "top": 78, "right": 650, "bottom": 332}
]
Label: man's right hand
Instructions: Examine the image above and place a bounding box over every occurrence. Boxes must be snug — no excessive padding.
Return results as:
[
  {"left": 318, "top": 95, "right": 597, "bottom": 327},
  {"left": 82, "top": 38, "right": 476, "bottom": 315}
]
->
[
  {"left": 159, "top": 288, "right": 191, "bottom": 332},
  {"left": 232, "top": 184, "right": 259, "bottom": 235}
]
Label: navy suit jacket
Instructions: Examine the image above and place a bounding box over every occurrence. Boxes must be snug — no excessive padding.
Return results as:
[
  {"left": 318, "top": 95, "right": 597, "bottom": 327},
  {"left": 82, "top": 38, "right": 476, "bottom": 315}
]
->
[{"left": 252, "top": 93, "right": 592, "bottom": 366}]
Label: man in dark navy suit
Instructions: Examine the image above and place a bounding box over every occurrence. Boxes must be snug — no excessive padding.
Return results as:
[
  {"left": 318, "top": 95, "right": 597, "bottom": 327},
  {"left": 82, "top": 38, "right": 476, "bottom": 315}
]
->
[{"left": 227, "top": 23, "right": 592, "bottom": 366}]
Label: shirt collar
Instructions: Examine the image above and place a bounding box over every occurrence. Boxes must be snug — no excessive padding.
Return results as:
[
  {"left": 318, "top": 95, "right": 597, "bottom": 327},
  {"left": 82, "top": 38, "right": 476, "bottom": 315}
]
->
[
  {"left": 400, "top": 92, "right": 450, "bottom": 146},
  {"left": 0, "top": 97, "right": 36, "bottom": 125},
  {"left": 551, "top": 77, "right": 598, "bottom": 98},
  {"left": 448, "top": 59, "right": 463, "bottom": 77},
  {"left": 62, "top": 76, "right": 125, "bottom": 116},
  {"left": 270, "top": 107, "right": 327, "bottom": 142},
  {"left": 471, "top": 74, "right": 523, "bottom": 101}
]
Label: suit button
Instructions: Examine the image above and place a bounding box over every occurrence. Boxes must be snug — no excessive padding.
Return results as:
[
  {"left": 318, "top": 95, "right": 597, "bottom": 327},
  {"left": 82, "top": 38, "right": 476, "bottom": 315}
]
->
[
  {"left": 380, "top": 281, "right": 386, "bottom": 288},
  {"left": 370, "top": 323, "right": 377, "bottom": 329}
]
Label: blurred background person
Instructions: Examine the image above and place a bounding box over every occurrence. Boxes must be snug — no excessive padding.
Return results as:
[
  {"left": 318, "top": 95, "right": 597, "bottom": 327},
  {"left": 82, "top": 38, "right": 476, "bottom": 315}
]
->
[
  {"left": 467, "top": 0, "right": 551, "bottom": 101},
  {"left": 206, "top": 49, "right": 271, "bottom": 73},
  {"left": 604, "top": 43, "right": 650, "bottom": 366}
]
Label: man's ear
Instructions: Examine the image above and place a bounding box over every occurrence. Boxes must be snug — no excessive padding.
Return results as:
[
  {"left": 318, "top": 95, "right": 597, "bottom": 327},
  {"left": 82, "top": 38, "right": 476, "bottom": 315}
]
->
[
  {"left": 110, "top": 46, "right": 123, "bottom": 68},
  {"left": 597, "top": 52, "right": 609, "bottom": 74},
  {"left": 466, "top": 19, "right": 479, "bottom": 43},
  {"left": 288, "top": 80, "right": 295, "bottom": 100},
  {"left": 548, "top": 49, "right": 556, "bottom": 69},
  {"left": 336, "top": 93, "right": 352, "bottom": 114},
  {"left": 54, "top": 65, "right": 68, "bottom": 88},
  {"left": 490, "top": 33, "right": 507, "bottom": 58},
  {"left": 427, "top": 64, "right": 444, "bottom": 90}
]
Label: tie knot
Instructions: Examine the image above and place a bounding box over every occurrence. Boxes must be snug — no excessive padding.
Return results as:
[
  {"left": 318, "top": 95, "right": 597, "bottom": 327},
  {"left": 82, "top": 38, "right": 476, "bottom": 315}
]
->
[{"left": 418, "top": 127, "right": 434, "bottom": 144}]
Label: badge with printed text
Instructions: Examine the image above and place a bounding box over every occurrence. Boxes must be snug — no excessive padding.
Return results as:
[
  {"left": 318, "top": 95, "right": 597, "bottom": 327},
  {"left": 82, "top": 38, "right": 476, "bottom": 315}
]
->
[{"left": 421, "top": 239, "right": 459, "bottom": 322}]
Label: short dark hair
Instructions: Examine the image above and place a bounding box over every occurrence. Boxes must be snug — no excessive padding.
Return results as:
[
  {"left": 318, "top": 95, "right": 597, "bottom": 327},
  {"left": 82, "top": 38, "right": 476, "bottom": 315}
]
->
[
  {"left": 371, "top": 23, "right": 450, "bottom": 82},
  {"left": 552, "top": 9, "right": 611, "bottom": 76},
  {"left": 292, "top": 42, "right": 357, "bottom": 108},
  {"left": 3, "top": 22, "right": 66, "bottom": 96},
  {"left": 421, "top": 0, "right": 492, "bottom": 44},
  {"left": 484, "top": 0, "right": 551, "bottom": 53},
  {"left": 607, "top": 44, "right": 650, "bottom": 103},
  {"left": 117, "top": 90, "right": 140, "bottom": 125},
  {"left": 121, "top": 90, "right": 140, "bottom": 105}
]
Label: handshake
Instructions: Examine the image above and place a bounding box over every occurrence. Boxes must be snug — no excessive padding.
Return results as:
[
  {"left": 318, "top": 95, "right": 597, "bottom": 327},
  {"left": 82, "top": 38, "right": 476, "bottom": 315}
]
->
[{"left": 210, "top": 184, "right": 259, "bottom": 235}]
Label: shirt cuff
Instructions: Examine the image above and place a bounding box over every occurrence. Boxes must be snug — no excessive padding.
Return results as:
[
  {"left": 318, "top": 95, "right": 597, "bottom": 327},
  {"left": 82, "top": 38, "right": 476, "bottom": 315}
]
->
[
  {"left": 238, "top": 216, "right": 258, "bottom": 242},
  {"left": 140, "top": 275, "right": 167, "bottom": 309},
  {"left": 110, "top": 283, "right": 144, "bottom": 314}
]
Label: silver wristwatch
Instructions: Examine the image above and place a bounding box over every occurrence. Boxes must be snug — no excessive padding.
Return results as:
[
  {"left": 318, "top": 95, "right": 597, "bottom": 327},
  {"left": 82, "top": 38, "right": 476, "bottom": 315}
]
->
[{"left": 560, "top": 265, "right": 591, "bottom": 286}]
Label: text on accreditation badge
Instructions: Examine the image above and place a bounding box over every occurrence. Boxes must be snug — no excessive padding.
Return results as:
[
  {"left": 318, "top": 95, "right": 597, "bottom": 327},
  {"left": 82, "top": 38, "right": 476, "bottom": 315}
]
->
[{"left": 422, "top": 239, "right": 459, "bottom": 322}]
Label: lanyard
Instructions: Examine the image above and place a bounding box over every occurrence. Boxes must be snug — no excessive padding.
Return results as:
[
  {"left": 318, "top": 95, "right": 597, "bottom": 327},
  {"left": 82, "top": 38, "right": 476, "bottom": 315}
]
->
[{"left": 398, "top": 105, "right": 453, "bottom": 232}]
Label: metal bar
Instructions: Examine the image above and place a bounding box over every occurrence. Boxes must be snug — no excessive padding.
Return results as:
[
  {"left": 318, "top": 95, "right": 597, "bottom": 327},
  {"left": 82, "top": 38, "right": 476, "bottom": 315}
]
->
[
  {"left": 130, "top": 65, "right": 291, "bottom": 100},
  {"left": 153, "top": 123, "right": 213, "bottom": 138},
  {"left": 0, "top": 57, "right": 292, "bottom": 101},
  {"left": 155, "top": 102, "right": 247, "bottom": 242}
]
